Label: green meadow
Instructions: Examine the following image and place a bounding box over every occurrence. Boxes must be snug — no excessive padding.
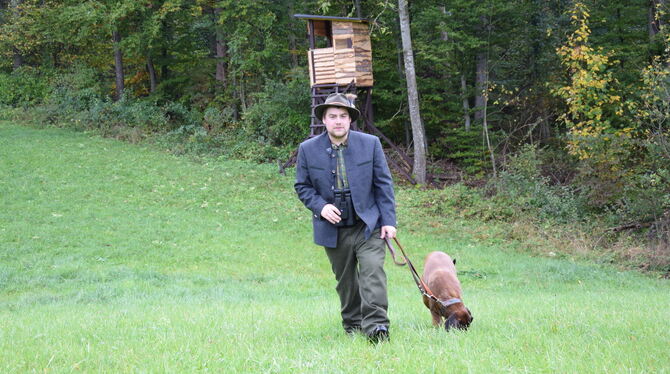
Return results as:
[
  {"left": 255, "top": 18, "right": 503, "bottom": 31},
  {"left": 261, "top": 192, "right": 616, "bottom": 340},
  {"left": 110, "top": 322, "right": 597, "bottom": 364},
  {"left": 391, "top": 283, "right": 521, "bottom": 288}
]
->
[{"left": 1, "top": 122, "right": 669, "bottom": 373}]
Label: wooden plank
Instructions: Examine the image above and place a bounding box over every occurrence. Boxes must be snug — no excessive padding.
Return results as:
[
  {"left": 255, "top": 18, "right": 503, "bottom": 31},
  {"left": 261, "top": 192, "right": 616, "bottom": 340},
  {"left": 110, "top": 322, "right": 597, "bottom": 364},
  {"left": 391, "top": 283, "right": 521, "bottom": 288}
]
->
[
  {"left": 332, "top": 21, "right": 353, "bottom": 33},
  {"left": 312, "top": 48, "right": 333, "bottom": 55},
  {"left": 308, "top": 51, "right": 315, "bottom": 85},
  {"left": 335, "top": 53, "right": 355, "bottom": 60},
  {"left": 353, "top": 41, "right": 371, "bottom": 50},
  {"left": 354, "top": 51, "right": 372, "bottom": 58}
]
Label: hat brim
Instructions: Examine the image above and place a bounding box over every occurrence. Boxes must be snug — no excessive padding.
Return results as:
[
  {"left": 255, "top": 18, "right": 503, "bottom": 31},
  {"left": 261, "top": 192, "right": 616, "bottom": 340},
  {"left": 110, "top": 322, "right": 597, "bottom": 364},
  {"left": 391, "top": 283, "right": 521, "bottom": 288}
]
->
[{"left": 314, "top": 103, "right": 360, "bottom": 122}]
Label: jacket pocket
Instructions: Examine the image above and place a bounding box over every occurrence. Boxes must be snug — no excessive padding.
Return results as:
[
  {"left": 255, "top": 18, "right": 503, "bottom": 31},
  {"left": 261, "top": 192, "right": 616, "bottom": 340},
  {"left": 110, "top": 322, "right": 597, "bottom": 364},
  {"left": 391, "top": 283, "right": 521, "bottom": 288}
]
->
[{"left": 357, "top": 160, "right": 372, "bottom": 167}]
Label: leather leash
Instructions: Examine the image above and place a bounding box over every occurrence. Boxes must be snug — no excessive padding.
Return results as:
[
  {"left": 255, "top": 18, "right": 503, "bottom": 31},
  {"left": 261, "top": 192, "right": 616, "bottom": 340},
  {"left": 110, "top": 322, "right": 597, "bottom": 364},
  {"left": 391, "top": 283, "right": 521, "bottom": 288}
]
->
[
  {"left": 385, "top": 237, "right": 463, "bottom": 310},
  {"left": 384, "top": 237, "right": 441, "bottom": 304}
]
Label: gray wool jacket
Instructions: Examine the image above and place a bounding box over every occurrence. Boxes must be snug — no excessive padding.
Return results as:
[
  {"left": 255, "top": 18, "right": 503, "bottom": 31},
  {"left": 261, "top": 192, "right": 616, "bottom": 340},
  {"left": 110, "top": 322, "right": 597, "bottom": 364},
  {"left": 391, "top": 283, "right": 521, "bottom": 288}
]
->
[{"left": 294, "top": 131, "right": 397, "bottom": 248}]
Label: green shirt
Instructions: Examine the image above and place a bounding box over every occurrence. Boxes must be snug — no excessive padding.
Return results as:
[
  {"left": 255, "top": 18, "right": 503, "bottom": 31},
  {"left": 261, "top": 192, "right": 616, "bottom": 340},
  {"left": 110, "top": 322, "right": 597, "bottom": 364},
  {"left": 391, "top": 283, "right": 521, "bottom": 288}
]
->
[{"left": 332, "top": 142, "right": 349, "bottom": 190}]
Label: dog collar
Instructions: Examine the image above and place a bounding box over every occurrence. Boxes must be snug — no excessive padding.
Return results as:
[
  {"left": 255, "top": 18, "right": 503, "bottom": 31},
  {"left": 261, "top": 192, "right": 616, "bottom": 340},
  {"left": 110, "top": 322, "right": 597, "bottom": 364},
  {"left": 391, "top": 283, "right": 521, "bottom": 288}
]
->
[{"left": 440, "top": 298, "right": 462, "bottom": 308}]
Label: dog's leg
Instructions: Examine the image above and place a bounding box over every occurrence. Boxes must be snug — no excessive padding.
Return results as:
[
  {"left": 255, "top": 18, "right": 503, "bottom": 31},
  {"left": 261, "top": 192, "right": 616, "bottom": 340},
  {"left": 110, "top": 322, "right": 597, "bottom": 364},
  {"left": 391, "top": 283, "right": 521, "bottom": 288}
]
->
[
  {"left": 431, "top": 312, "right": 441, "bottom": 327},
  {"left": 430, "top": 303, "right": 442, "bottom": 327}
]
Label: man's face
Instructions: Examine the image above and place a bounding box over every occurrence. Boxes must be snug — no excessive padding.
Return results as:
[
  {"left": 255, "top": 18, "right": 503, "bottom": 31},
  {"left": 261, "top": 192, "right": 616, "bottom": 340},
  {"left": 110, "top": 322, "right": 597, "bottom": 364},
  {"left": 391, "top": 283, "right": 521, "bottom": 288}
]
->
[{"left": 323, "top": 107, "right": 351, "bottom": 143}]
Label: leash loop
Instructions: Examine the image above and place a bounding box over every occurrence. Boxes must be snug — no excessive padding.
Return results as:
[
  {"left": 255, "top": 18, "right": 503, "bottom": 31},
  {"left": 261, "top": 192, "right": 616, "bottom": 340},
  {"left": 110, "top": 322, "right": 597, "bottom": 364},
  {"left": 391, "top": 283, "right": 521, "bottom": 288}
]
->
[{"left": 384, "top": 237, "right": 441, "bottom": 304}]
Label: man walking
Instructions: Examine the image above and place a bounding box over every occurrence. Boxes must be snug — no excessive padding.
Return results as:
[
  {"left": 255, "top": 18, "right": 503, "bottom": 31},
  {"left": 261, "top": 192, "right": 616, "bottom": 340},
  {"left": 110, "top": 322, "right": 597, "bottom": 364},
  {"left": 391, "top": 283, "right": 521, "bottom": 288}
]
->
[{"left": 294, "top": 93, "right": 397, "bottom": 343}]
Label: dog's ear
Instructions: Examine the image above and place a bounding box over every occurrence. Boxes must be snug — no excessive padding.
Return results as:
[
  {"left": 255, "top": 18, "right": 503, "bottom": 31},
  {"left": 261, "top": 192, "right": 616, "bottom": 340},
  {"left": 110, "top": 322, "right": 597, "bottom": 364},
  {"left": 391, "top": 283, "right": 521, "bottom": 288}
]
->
[{"left": 466, "top": 307, "right": 473, "bottom": 322}]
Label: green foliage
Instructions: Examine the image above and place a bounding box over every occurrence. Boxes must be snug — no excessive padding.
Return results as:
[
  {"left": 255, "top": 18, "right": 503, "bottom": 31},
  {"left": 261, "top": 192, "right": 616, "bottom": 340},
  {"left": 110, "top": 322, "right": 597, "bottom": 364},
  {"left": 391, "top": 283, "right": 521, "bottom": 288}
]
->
[
  {"left": 0, "top": 67, "right": 50, "bottom": 106},
  {"left": 415, "top": 183, "right": 517, "bottom": 222},
  {"left": 42, "top": 64, "right": 106, "bottom": 119},
  {"left": 241, "top": 70, "right": 310, "bottom": 147},
  {"left": 429, "top": 125, "right": 489, "bottom": 175},
  {"left": 495, "top": 145, "right": 585, "bottom": 223},
  {"left": 617, "top": 35, "right": 670, "bottom": 237},
  {"left": 552, "top": 2, "right": 633, "bottom": 160}
]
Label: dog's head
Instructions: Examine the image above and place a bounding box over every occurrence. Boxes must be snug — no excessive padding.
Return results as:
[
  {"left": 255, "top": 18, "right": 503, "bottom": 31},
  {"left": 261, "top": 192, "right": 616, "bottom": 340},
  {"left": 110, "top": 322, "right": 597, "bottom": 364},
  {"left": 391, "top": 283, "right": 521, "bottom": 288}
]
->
[{"left": 445, "top": 307, "right": 473, "bottom": 332}]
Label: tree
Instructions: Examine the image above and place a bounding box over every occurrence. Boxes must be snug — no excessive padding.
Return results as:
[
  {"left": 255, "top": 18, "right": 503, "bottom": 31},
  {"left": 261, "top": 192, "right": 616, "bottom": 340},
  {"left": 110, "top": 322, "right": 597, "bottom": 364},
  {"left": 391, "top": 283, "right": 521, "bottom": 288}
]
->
[
  {"left": 397, "top": 0, "right": 426, "bottom": 184},
  {"left": 9, "top": 0, "right": 22, "bottom": 69}
]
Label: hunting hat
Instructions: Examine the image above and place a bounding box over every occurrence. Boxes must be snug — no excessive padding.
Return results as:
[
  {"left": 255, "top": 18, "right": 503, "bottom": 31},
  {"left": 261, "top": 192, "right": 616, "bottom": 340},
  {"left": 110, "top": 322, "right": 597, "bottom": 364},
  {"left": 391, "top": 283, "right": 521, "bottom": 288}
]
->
[{"left": 314, "top": 93, "right": 360, "bottom": 122}]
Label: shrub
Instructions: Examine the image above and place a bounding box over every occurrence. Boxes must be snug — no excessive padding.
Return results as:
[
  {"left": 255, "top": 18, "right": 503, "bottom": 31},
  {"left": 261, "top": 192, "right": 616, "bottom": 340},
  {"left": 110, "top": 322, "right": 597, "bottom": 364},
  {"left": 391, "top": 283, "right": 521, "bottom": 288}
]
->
[
  {"left": 241, "top": 70, "right": 310, "bottom": 147},
  {"left": 0, "top": 67, "right": 50, "bottom": 106},
  {"left": 429, "top": 125, "right": 497, "bottom": 175},
  {"left": 495, "top": 144, "right": 584, "bottom": 223},
  {"left": 84, "top": 98, "right": 171, "bottom": 135}
]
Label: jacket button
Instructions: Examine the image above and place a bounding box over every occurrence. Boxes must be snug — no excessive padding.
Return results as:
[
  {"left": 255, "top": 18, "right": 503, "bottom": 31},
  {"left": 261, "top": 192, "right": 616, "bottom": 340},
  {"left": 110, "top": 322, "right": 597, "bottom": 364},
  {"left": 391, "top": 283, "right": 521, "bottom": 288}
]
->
[{"left": 331, "top": 170, "right": 336, "bottom": 174}]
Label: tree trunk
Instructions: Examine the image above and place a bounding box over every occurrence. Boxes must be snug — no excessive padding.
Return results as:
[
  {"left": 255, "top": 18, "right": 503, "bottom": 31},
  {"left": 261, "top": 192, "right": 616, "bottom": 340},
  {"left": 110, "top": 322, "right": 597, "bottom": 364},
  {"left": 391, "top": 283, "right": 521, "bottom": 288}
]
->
[
  {"left": 10, "top": 0, "right": 22, "bottom": 70},
  {"left": 112, "top": 29, "right": 124, "bottom": 100},
  {"left": 461, "top": 74, "right": 471, "bottom": 130},
  {"left": 160, "top": 18, "right": 171, "bottom": 82},
  {"left": 398, "top": 0, "right": 426, "bottom": 184},
  {"left": 12, "top": 46, "right": 23, "bottom": 70},
  {"left": 287, "top": 1, "right": 299, "bottom": 68},
  {"left": 482, "top": 96, "right": 497, "bottom": 178},
  {"left": 649, "top": 0, "right": 663, "bottom": 38},
  {"left": 239, "top": 76, "right": 247, "bottom": 112},
  {"left": 474, "top": 51, "right": 487, "bottom": 121},
  {"left": 147, "top": 55, "right": 157, "bottom": 93},
  {"left": 395, "top": 29, "right": 411, "bottom": 146},
  {"left": 214, "top": 7, "right": 228, "bottom": 90},
  {"left": 215, "top": 39, "right": 228, "bottom": 87},
  {"left": 439, "top": 5, "right": 448, "bottom": 41},
  {"left": 474, "top": 15, "right": 488, "bottom": 122},
  {"left": 160, "top": 47, "right": 170, "bottom": 81}
]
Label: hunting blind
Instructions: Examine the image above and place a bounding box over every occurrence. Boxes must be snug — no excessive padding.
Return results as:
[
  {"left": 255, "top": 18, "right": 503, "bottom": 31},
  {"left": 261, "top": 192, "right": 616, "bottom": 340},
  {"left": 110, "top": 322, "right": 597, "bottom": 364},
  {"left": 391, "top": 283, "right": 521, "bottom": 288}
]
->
[{"left": 302, "top": 16, "right": 374, "bottom": 87}]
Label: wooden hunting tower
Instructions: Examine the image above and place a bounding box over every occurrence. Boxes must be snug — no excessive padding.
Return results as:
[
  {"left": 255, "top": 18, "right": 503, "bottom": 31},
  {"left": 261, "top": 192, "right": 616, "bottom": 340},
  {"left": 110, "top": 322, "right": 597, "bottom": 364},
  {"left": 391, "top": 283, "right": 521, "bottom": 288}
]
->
[
  {"left": 304, "top": 16, "right": 373, "bottom": 87},
  {"left": 280, "top": 14, "right": 415, "bottom": 183}
]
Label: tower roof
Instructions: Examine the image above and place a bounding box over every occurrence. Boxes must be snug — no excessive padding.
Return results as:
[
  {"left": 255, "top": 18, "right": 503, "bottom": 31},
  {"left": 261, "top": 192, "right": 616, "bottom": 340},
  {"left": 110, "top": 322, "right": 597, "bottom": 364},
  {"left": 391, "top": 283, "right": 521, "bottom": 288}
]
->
[{"left": 293, "top": 14, "right": 368, "bottom": 23}]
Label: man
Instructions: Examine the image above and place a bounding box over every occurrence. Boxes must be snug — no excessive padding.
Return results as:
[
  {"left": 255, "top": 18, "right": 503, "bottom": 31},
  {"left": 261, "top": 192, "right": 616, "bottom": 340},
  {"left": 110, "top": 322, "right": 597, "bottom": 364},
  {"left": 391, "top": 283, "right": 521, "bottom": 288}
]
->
[{"left": 294, "top": 93, "right": 397, "bottom": 343}]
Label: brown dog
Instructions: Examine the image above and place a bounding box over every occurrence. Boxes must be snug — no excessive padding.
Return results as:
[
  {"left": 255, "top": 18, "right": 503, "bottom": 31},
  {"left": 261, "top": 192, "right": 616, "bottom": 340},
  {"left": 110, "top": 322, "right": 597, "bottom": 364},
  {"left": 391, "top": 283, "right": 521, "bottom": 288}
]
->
[{"left": 422, "top": 251, "right": 473, "bottom": 331}]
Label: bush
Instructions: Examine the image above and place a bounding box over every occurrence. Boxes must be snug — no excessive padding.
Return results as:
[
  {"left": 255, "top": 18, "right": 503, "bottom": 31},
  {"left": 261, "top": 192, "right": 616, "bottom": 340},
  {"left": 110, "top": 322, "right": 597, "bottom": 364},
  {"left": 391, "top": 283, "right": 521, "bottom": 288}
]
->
[
  {"left": 495, "top": 144, "right": 584, "bottom": 223},
  {"left": 0, "top": 67, "right": 50, "bottom": 106},
  {"left": 429, "top": 124, "right": 501, "bottom": 175},
  {"left": 241, "top": 70, "right": 310, "bottom": 147}
]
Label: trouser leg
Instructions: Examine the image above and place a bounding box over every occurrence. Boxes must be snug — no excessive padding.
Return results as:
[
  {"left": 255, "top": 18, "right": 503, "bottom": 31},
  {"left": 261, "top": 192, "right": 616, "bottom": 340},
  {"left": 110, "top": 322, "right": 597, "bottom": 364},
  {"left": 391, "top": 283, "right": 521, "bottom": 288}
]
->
[
  {"left": 356, "top": 227, "right": 389, "bottom": 335},
  {"left": 324, "top": 221, "right": 389, "bottom": 334},
  {"left": 324, "top": 223, "right": 363, "bottom": 331}
]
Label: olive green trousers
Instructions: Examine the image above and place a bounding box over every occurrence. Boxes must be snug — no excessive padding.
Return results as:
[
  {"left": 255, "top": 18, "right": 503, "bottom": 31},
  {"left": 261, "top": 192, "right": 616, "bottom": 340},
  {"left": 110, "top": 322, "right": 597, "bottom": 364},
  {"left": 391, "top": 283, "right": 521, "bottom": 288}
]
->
[{"left": 324, "top": 220, "right": 389, "bottom": 335}]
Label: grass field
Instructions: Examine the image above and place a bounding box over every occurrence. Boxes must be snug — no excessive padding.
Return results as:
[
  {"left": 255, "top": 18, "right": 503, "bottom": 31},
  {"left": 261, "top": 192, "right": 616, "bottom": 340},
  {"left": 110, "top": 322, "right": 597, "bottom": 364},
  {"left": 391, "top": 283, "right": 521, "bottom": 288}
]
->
[{"left": 1, "top": 121, "right": 669, "bottom": 373}]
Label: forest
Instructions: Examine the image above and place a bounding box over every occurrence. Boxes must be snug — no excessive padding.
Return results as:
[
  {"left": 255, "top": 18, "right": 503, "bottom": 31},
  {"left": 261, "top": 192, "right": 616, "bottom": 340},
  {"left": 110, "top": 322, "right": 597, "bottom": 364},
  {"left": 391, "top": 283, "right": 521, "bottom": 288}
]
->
[{"left": 1, "top": 0, "right": 668, "bottom": 273}]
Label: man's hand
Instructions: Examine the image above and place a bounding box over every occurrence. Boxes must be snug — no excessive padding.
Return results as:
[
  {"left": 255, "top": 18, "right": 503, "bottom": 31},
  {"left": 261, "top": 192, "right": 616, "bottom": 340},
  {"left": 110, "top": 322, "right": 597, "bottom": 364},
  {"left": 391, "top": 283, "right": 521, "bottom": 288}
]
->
[
  {"left": 321, "top": 204, "right": 342, "bottom": 224},
  {"left": 380, "top": 225, "right": 396, "bottom": 239}
]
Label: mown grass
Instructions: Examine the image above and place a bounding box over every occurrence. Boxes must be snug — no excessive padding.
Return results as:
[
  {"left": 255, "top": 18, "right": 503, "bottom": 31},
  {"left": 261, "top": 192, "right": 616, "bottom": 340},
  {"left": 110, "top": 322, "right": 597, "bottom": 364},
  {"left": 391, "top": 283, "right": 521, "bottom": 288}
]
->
[{"left": 1, "top": 121, "right": 669, "bottom": 373}]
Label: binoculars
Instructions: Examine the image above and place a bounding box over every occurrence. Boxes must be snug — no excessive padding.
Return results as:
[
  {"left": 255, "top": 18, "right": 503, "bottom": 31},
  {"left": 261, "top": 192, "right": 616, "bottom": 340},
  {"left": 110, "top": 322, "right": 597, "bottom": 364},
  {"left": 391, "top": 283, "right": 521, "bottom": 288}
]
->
[{"left": 333, "top": 188, "right": 357, "bottom": 227}]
